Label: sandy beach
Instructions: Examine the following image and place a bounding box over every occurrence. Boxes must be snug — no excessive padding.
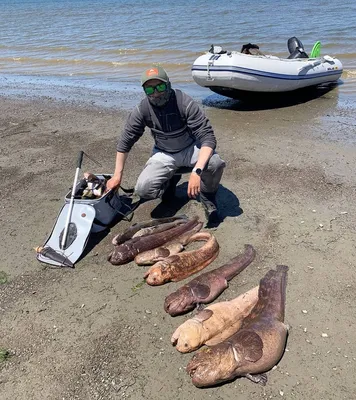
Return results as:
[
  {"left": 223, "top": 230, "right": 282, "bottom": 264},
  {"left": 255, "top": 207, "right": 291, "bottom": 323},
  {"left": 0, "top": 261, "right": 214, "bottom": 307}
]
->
[{"left": 0, "top": 83, "right": 356, "bottom": 400}]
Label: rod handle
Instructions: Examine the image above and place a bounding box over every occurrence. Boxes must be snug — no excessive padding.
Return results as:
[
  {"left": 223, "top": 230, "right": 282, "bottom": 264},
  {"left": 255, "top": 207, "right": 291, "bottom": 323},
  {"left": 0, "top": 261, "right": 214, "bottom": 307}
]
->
[{"left": 77, "top": 150, "right": 84, "bottom": 169}]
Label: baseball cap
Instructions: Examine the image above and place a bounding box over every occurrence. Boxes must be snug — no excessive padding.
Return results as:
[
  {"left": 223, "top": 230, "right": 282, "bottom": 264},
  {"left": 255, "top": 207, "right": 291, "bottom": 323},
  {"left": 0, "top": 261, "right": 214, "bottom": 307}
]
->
[{"left": 141, "top": 65, "right": 169, "bottom": 86}]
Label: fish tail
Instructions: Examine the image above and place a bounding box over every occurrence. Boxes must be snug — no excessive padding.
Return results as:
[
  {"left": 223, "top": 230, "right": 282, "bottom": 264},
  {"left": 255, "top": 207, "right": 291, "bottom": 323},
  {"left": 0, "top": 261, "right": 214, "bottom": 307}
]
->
[
  {"left": 219, "top": 244, "right": 256, "bottom": 281},
  {"left": 255, "top": 265, "right": 289, "bottom": 322}
]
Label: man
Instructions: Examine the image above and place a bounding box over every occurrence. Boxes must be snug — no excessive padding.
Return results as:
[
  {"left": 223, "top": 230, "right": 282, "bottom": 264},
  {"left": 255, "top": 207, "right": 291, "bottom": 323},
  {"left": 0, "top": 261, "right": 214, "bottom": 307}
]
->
[{"left": 107, "top": 65, "right": 225, "bottom": 225}]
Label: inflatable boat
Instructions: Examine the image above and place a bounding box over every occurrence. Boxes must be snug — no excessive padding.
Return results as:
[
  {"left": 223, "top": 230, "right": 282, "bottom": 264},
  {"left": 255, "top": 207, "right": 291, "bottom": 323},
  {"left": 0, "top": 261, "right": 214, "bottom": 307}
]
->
[{"left": 191, "top": 37, "right": 343, "bottom": 98}]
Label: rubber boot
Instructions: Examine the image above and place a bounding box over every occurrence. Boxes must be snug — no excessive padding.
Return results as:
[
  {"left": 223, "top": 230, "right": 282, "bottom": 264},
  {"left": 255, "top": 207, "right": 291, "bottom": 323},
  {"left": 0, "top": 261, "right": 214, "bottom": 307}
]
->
[
  {"left": 200, "top": 192, "right": 221, "bottom": 226},
  {"left": 161, "top": 174, "right": 182, "bottom": 203}
]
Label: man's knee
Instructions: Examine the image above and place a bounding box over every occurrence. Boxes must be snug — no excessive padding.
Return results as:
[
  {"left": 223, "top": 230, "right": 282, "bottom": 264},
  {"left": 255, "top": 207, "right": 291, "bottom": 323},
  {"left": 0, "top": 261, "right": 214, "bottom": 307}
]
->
[
  {"left": 206, "top": 154, "right": 226, "bottom": 173},
  {"left": 135, "top": 160, "right": 171, "bottom": 200},
  {"left": 135, "top": 177, "right": 161, "bottom": 200}
]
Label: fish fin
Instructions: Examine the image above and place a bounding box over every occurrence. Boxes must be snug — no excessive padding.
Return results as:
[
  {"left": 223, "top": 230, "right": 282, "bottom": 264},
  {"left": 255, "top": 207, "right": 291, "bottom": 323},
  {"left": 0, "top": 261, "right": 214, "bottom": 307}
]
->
[
  {"left": 245, "top": 373, "right": 268, "bottom": 386},
  {"left": 233, "top": 330, "right": 263, "bottom": 362},
  {"left": 154, "top": 247, "right": 171, "bottom": 259},
  {"left": 190, "top": 282, "right": 211, "bottom": 299},
  {"left": 194, "top": 309, "right": 214, "bottom": 322}
]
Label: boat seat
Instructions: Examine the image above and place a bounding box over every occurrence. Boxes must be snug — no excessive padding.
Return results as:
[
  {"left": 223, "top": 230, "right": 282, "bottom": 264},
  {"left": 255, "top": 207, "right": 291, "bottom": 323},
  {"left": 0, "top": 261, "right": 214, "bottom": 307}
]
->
[{"left": 287, "top": 36, "right": 309, "bottom": 59}]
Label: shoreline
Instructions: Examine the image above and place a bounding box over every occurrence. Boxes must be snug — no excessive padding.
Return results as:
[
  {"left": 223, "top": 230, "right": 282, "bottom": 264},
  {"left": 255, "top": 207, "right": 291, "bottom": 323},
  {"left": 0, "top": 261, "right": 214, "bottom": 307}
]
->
[
  {"left": 0, "top": 85, "right": 356, "bottom": 399},
  {"left": 0, "top": 74, "right": 213, "bottom": 111},
  {"left": 1, "top": 72, "right": 356, "bottom": 111}
]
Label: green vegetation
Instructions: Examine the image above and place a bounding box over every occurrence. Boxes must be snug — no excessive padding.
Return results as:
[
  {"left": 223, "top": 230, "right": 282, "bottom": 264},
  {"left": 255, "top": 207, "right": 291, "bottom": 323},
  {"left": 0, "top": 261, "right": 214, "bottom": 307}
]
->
[
  {"left": 131, "top": 279, "right": 146, "bottom": 292},
  {"left": 0, "top": 271, "right": 8, "bottom": 285},
  {"left": 0, "top": 349, "right": 10, "bottom": 362}
]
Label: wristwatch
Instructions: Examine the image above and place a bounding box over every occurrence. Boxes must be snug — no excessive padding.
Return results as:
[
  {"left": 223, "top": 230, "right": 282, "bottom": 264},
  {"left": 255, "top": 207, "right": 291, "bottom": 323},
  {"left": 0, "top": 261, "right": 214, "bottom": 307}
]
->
[{"left": 192, "top": 167, "right": 202, "bottom": 176}]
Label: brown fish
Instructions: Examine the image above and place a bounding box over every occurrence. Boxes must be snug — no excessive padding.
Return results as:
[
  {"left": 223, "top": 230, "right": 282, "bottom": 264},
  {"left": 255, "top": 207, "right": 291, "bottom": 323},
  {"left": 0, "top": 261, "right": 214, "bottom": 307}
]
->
[
  {"left": 134, "top": 223, "right": 203, "bottom": 265},
  {"left": 132, "top": 220, "right": 187, "bottom": 238},
  {"left": 108, "top": 218, "right": 200, "bottom": 265},
  {"left": 187, "top": 265, "right": 289, "bottom": 387},
  {"left": 111, "top": 215, "right": 188, "bottom": 245},
  {"left": 164, "top": 244, "right": 256, "bottom": 316},
  {"left": 143, "top": 232, "right": 219, "bottom": 286},
  {"left": 171, "top": 286, "right": 259, "bottom": 353}
]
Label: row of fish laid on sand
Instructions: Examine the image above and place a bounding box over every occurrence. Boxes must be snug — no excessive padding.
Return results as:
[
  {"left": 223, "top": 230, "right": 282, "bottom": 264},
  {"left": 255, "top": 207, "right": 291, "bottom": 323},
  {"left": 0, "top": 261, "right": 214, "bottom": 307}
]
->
[
  {"left": 108, "top": 216, "right": 289, "bottom": 388},
  {"left": 108, "top": 216, "right": 223, "bottom": 287}
]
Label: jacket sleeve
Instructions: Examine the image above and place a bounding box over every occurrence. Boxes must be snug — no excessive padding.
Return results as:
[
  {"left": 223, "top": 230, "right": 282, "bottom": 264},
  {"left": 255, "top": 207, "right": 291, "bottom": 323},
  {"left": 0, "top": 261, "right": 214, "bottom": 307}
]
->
[
  {"left": 116, "top": 104, "right": 146, "bottom": 153},
  {"left": 183, "top": 93, "right": 217, "bottom": 150}
]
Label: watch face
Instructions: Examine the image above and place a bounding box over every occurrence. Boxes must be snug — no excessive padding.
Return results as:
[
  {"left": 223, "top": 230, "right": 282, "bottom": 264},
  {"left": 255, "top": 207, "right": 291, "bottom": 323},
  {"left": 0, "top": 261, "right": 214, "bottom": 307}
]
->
[{"left": 195, "top": 168, "right": 202, "bottom": 176}]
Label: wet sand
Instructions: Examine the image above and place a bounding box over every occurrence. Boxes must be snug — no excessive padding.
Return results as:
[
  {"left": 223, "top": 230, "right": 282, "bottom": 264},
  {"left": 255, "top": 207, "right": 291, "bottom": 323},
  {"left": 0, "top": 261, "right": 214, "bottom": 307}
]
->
[{"left": 0, "top": 82, "right": 356, "bottom": 399}]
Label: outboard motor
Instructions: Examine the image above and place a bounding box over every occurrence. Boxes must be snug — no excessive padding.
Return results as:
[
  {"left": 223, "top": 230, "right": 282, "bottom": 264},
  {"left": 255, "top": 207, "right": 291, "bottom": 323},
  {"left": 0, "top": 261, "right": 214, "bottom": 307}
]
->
[{"left": 287, "top": 37, "right": 309, "bottom": 59}]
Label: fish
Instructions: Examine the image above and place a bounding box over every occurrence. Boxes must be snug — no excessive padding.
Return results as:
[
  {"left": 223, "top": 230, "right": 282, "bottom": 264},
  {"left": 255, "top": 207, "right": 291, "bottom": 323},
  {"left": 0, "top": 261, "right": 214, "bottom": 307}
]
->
[
  {"left": 82, "top": 172, "right": 106, "bottom": 198},
  {"left": 132, "top": 220, "right": 187, "bottom": 238},
  {"left": 186, "top": 265, "right": 289, "bottom": 387},
  {"left": 135, "top": 242, "right": 184, "bottom": 265},
  {"left": 107, "top": 217, "right": 200, "bottom": 265},
  {"left": 171, "top": 286, "right": 259, "bottom": 353},
  {"left": 34, "top": 246, "right": 74, "bottom": 268},
  {"left": 134, "top": 222, "right": 203, "bottom": 265},
  {"left": 164, "top": 244, "right": 256, "bottom": 316},
  {"left": 111, "top": 215, "right": 188, "bottom": 245},
  {"left": 143, "top": 232, "right": 219, "bottom": 286}
]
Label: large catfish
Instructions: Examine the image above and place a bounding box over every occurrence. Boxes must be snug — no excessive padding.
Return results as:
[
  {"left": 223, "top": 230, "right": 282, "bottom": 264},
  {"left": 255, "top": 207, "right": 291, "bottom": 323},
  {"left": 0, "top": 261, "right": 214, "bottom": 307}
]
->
[
  {"left": 187, "top": 265, "right": 289, "bottom": 387},
  {"left": 171, "top": 286, "right": 259, "bottom": 353},
  {"left": 108, "top": 217, "right": 200, "bottom": 265},
  {"left": 164, "top": 244, "right": 256, "bottom": 316}
]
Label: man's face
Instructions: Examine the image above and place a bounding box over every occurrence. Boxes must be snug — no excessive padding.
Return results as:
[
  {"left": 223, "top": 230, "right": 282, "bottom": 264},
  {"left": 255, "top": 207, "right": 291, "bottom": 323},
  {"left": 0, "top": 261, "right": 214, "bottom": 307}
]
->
[
  {"left": 143, "top": 79, "right": 168, "bottom": 98},
  {"left": 143, "top": 78, "right": 171, "bottom": 107}
]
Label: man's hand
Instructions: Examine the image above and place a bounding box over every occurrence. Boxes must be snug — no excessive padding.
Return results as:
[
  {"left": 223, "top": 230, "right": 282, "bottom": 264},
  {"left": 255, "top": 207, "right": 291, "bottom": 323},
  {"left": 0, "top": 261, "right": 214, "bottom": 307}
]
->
[
  {"left": 187, "top": 173, "right": 201, "bottom": 198},
  {"left": 106, "top": 175, "right": 121, "bottom": 192}
]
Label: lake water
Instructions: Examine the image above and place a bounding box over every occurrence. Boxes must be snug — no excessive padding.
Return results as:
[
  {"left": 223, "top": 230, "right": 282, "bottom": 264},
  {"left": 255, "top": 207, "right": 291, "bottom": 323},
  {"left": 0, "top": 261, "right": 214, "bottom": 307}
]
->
[{"left": 1, "top": 0, "right": 356, "bottom": 99}]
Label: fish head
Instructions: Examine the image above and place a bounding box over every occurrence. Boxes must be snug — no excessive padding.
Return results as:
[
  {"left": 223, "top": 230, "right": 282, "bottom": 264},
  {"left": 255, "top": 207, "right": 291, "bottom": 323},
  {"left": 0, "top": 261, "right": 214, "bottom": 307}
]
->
[
  {"left": 164, "top": 286, "right": 194, "bottom": 316},
  {"left": 173, "top": 319, "right": 203, "bottom": 353},
  {"left": 186, "top": 343, "right": 239, "bottom": 387},
  {"left": 144, "top": 261, "right": 170, "bottom": 285},
  {"left": 107, "top": 244, "right": 133, "bottom": 265}
]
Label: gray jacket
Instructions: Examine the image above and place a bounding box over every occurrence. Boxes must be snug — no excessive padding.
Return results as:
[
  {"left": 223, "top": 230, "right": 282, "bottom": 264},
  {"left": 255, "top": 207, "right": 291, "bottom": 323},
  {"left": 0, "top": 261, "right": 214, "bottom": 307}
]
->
[{"left": 116, "top": 89, "right": 216, "bottom": 154}]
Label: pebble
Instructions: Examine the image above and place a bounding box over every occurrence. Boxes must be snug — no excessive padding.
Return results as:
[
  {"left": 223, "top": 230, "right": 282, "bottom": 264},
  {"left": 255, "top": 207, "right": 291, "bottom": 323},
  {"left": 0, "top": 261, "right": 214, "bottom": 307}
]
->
[
  {"left": 322, "top": 333, "right": 329, "bottom": 338},
  {"left": 302, "top": 310, "right": 308, "bottom": 314}
]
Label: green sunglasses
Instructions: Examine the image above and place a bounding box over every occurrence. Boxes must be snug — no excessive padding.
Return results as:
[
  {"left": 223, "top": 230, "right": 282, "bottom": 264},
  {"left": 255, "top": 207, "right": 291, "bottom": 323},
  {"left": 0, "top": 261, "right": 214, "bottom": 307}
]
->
[{"left": 144, "top": 82, "right": 167, "bottom": 95}]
